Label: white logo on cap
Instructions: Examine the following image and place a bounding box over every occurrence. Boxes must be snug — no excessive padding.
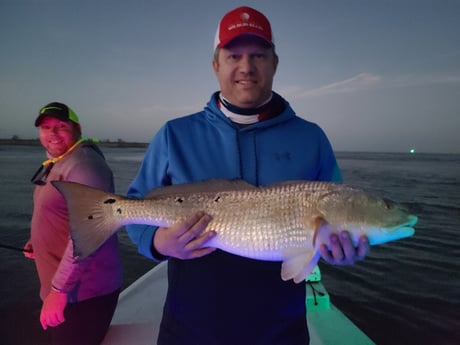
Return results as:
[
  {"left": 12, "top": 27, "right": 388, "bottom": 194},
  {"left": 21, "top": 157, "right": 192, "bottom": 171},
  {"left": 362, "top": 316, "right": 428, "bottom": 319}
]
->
[
  {"left": 227, "top": 12, "right": 263, "bottom": 32},
  {"left": 240, "top": 12, "right": 250, "bottom": 21}
]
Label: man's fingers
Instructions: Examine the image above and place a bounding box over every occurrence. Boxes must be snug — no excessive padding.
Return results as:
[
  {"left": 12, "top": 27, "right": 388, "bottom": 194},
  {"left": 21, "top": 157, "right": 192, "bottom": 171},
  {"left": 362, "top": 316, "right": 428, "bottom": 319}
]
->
[
  {"left": 188, "top": 246, "right": 216, "bottom": 259},
  {"left": 40, "top": 313, "right": 65, "bottom": 329},
  {"left": 40, "top": 316, "right": 47, "bottom": 330},
  {"left": 318, "top": 243, "right": 333, "bottom": 263},
  {"left": 178, "top": 212, "right": 212, "bottom": 243},
  {"left": 154, "top": 212, "right": 217, "bottom": 259},
  {"left": 339, "top": 231, "right": 356, "bottom": 262},
  {"left": 328, "top": 234, "right": 345, "bottom": 262},
  {"left": 357, "top": 236, "right": 370, "bottom": 259},
  {"left": 184, "top": 229, "right": 217, "bottom": 250},
  {"left": 319, "top": 232, "right": 370, "bottom": 265},
  {"left": 172, "top": 212, "right": 206, "bottom": 236}
]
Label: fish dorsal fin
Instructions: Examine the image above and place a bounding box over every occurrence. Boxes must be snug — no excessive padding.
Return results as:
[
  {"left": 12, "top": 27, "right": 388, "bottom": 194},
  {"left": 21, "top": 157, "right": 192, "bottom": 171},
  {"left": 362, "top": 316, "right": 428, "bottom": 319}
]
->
[
  {"left": 266, "top": 180, "right": 307, "bottom": 187},
  {"left": 265, "top": 180, "right": 337, "bottom": 192},
  {"left": 146, "top": 179, "right": 256, "bottom": 198}
]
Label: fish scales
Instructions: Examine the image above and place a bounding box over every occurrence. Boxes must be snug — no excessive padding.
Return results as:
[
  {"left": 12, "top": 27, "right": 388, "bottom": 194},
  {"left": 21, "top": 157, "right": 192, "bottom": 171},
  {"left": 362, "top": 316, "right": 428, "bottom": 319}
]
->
[
  {"left": 51, "top": 179, "right": 417, "bottom": 283},
  {"left": 126, "top": 182, "right": 325, "bottom": 260}
]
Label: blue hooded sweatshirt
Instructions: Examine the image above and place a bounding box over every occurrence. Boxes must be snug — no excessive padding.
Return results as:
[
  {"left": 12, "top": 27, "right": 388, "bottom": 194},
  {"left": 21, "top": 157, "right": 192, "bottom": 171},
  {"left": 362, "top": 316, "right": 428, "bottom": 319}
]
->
[{"left": 126, "top": 92, "right": 342, "bottom": 345}]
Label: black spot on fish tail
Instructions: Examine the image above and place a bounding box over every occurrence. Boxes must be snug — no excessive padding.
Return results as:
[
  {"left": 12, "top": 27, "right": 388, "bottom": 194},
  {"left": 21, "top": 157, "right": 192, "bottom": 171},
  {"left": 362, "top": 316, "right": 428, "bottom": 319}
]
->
[
  {"left": 88, "top": 215, "right": 93, "bottom": 220},
  {"left": 104, "top": 198, "right": 116, "bottom": 204},
  {"left": 116, "top": 208, "right": 122, "bottom": 214},
  {"left": 214, "top": 196, "right": 221, "bottom": 202},
  {"left": 175, "top": 197, "right": 184, "bottom": 203}
]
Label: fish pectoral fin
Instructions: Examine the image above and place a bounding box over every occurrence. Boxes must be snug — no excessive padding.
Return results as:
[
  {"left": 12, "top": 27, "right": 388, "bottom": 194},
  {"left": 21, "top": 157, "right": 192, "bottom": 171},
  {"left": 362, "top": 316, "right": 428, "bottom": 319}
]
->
[{"left": 281, "top": 249, "right": 321, "bottom": 284}]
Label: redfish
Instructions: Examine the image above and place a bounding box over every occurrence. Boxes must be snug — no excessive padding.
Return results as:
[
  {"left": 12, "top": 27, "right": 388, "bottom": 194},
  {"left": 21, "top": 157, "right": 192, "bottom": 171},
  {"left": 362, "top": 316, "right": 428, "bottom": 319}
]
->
[{"left": 52, "top": 179, "right": 417, "bottom": 283}]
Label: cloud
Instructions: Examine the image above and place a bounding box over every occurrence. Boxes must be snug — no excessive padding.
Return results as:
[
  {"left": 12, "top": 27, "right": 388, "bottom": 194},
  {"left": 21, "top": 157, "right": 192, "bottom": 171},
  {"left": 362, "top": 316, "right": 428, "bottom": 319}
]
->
[
  {"left": 390, "top": 73, "right": 460, "bottom": 88},
  {"left": 280, "top": 73, "right": 382, "bottom": 100},
  {"left": 279, "top": 70, "right": 460, "bottom": 101}
]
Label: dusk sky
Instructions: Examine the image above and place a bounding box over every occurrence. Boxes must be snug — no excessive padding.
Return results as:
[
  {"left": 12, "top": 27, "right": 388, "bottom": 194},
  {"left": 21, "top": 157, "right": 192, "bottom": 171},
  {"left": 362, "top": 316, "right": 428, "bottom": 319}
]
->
[{"left": 1, "top": 0, "right": 459, "bottom": 153}]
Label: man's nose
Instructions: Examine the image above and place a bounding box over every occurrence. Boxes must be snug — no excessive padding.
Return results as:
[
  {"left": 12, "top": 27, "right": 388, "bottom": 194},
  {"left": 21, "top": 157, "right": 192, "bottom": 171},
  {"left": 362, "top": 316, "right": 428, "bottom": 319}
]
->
[{"left": 239, "top": 55, "right": 255, "bottom": 73}]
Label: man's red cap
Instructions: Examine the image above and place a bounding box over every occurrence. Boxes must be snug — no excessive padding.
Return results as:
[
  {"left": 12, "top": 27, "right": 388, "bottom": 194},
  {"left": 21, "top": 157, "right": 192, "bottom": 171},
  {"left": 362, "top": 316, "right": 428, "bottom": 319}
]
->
[{"left": 214, "top": 6, "right": 274, "bottom": 49}]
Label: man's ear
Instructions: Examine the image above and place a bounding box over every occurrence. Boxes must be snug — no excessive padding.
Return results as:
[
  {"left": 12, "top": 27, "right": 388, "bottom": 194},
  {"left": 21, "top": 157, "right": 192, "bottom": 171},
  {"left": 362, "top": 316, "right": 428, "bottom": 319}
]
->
[
  {"left": 212, "top": 48, "right": 220, "bottom": 73},
  {"left": 212, "top": 58, "right": 219, "bottom": 73},
  {"left": 273, "top": 53, "right": 279, "bottom": 72}
]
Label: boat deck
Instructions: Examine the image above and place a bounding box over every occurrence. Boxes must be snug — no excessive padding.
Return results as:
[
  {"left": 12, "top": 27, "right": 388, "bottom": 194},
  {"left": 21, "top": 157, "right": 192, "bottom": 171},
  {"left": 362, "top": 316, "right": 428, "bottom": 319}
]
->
[{"left": 102, "top": 262, "right": 375, "bottom": 345}]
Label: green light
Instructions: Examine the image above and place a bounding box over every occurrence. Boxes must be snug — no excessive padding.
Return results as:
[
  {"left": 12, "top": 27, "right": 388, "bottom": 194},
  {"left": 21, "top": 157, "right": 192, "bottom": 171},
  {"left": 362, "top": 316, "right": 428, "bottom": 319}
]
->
[{"left": 410, "top": 148, "right": 415, "bottom": 154}]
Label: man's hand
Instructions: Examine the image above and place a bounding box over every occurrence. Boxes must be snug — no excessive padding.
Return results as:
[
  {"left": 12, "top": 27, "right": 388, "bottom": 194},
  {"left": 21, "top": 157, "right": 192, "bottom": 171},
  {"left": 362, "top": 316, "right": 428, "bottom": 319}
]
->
[
  {"left": 315, "top": 219, "right": 370, "bottom": 265},
  {"left": 40, "top": 290, "right": 67, "bottom": 330},
  {"left": 319, "top": 231, "right": 369, "bottom": 265},
  {"left": 154, "top": 211, "right": 217, "bottom": 259},
  {"left": 23, "top": 241, "right": 35, "bottom": 259}
]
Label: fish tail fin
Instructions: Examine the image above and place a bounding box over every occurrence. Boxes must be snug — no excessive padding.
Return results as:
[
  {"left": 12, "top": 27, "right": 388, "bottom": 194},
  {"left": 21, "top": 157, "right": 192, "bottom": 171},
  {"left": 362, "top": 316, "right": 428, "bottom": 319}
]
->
[
  {"left": 281, "top": 250, "right": 321, "bottom": 284},
  {"left": 51, "top": 181, "right": 123, "bottom": 261}
]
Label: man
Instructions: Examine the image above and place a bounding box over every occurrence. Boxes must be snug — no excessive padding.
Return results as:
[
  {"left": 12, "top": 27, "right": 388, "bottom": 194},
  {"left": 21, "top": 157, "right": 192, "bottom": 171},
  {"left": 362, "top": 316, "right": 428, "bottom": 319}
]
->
[
  {"left": 126, "top": 7, "right": 369, "bottom": 345},
  {"left": 25, "top": 102, "right": 122, "bottom": 345}
]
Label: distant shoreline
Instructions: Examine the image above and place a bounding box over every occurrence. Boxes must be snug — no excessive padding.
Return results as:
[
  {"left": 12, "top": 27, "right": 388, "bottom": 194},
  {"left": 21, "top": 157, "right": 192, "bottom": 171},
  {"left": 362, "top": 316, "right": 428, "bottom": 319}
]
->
[
  {"left": 0, "top": 138, "right": 148, "bottom": 148},
  {"left": 1, "top": 139, "right": 457, "bottom": 155}
]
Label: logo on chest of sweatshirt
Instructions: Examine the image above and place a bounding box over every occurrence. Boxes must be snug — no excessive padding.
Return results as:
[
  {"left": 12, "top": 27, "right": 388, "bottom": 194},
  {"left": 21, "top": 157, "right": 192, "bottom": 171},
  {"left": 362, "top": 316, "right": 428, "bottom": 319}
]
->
[{"left": 274, "top": 152, "right": 292, "bottom": 161}]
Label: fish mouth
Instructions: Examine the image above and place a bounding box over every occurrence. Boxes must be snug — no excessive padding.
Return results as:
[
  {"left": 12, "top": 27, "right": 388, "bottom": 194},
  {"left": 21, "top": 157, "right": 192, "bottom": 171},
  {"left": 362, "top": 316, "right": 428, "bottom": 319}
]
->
[
  {"left": 391, "top": 214, "right": 417, "bottom": 231},
  {"left": 391, "top": 226, "right": 415, "bottom": 238},
  {"left": 405, "top": 214, "right": 418, "bottom": 227},
  {"left": 385, "top": 214, "right": 418, "bottom": 239},
  {"left": 371, "top": 214, "right": 417, "bottom": 246}
]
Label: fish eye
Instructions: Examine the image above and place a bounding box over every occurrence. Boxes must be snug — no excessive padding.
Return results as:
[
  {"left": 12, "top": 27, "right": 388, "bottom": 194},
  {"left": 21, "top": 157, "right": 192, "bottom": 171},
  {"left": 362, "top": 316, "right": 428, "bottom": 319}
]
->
[{"left": 383, "top": 198, "right": 393, "bottom": 210}]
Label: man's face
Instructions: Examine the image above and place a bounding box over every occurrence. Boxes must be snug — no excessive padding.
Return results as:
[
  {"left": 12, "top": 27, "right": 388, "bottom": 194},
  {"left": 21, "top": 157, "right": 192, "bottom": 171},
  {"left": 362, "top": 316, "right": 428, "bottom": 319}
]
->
[
  {"left": 38, "top": 117, "right": 80, "bottom": 157},
  {"left": 213, "top": 35, "right": 278, "bottom": 109}
]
